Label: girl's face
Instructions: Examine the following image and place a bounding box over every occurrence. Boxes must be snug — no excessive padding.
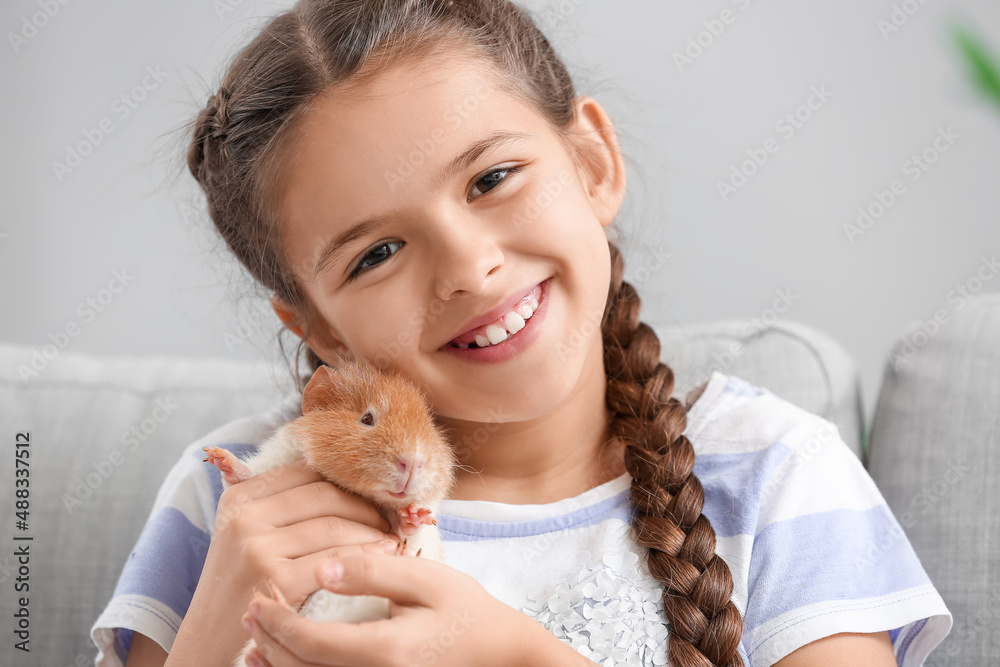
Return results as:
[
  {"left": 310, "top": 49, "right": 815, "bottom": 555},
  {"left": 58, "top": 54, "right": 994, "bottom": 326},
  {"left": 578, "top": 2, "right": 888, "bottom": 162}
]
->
[{"left": 272, "top": 51, "right": 626, "bottom": 425}]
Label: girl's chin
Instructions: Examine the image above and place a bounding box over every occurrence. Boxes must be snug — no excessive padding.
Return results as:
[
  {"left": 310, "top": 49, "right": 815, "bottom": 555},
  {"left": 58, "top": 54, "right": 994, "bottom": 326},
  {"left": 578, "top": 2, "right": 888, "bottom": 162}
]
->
[{"left": 431, "top": 379, "right": 575, "bottom": 424}]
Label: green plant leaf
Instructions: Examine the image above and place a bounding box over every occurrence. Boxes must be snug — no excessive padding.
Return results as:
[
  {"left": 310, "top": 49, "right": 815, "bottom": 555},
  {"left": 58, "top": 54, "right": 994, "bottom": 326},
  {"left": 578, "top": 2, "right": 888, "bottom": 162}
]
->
[{"left": 952, "top": 25, "right": 1000, "bottom": 112}]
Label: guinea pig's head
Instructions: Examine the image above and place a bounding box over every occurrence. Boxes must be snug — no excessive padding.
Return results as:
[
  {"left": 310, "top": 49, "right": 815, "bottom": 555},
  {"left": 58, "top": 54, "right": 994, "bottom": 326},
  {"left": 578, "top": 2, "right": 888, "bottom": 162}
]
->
[{"left": 291, "top": 360, "right": 457, "bottom": 508}]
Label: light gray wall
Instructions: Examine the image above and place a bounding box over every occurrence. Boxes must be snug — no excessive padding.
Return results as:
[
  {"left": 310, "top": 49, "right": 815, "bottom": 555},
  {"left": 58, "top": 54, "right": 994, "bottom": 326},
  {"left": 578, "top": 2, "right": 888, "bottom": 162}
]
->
[{"left": 3, "top": 0, "right": 999, "bottom": 428}]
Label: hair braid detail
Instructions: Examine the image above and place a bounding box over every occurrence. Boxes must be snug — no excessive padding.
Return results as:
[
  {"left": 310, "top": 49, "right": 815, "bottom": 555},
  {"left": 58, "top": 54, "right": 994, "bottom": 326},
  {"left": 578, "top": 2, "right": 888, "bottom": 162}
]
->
[{"left": 603, "top": 240, "right": 745, "bottom": 666}]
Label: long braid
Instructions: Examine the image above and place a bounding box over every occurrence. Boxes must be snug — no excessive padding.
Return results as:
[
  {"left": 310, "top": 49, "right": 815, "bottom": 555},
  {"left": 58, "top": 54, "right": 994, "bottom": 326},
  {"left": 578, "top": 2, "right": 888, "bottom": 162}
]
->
[{"left": 603, "top": 240, "right": 745, "bottom": 665}]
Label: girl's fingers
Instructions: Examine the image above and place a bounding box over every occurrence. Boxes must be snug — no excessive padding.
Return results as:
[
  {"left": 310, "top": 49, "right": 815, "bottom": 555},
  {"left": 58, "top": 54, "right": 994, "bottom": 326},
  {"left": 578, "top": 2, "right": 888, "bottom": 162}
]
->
[
  {"left": 222, "top": 461, "right": 392, "bottom": 535},
  {"left": 257, "top": 479, "right": 391, "bottom": 533},
  {"left": 262, "top": 540, "right": 398, "bottom": 612},
  {"left": 227, "top": 459, "right": 327, "bottom": 500},
  {"left": 247, "top": 595, "right": 371, "bottom": 666},
  {"left": 249, "top": 557, "right": 444, "bottom": 665},
  {"left": 298, "top": 540, "right": 401, "bottom": 575},
  {"left": 246, "top": 616, "right": 326, "bottom": 667},
  {"left": 247, "top": 598, "right": 392, "bottom": 667},
  {"left": 317, "top": 551, "right": 441, "bottom": 608},
  {"left": 271, "top": 514, "right": 395, "bottom": 560}
]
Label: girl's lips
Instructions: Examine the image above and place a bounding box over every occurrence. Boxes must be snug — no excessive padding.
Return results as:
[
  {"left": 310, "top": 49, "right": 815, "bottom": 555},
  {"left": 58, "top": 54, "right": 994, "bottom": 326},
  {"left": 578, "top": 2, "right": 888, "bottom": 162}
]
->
[
  {"left": 439, "top": 278, "right": 550, "bottom": 363},
  {"left": 448, "top": 282, "right": 543, "bottom": 346},
  {"left": 443, "top": 281, "right": 545, "bottom": 348}
]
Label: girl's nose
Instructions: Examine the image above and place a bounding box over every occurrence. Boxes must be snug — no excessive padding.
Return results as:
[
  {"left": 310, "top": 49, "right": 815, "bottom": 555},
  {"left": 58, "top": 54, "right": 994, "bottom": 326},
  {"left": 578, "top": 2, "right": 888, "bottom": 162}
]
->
[{"left": 430, "top": 214, "right": 506, "bottom": 302}]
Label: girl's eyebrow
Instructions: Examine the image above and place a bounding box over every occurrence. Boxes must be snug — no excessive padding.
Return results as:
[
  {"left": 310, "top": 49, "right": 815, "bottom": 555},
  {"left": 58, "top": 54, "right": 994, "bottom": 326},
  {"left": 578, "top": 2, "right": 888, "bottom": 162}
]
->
[
  {"left": 313, "top": 215, "right": 394, "bottom": 279},
  {"left": 312, "top": 129, "right": 532, "bottom": 279},
  {"left": 430, "top": 129, "right": 532, "bottom": 191}
]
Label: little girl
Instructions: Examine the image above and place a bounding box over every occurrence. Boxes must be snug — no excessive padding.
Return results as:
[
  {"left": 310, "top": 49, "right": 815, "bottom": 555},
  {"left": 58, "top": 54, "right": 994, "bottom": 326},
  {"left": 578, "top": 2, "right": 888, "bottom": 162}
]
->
[{"left": 91, "top": 1, "right": 952, "bottom": 665}]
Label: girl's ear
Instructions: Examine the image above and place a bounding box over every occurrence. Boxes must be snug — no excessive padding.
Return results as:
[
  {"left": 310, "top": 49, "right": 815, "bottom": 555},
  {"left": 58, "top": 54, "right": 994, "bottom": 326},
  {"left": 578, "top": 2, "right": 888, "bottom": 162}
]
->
[
  {"left": 568, "top": 95, "right": 627, "bottom": 228},
  {"left": 270, "top": 294, "right": 353, "bottom": 366},
  {"left": 302, "top": 364, "right": 346, "bottom": 413},
  {"left": 270, "top": 294, "right": 307, "bottom": 338}
]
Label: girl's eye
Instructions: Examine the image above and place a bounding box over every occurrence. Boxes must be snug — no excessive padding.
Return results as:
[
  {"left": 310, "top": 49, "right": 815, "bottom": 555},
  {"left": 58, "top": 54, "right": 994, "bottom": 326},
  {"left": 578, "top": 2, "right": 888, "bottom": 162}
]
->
[
  {"left": 348, "top": 240, "right": 404, "bottom": 281},
  {"left": 345, "top": 165, "right": 520, "bottom": 282},
  {"left": 469, "top": 165, "right": 521, "bottom": 201}
]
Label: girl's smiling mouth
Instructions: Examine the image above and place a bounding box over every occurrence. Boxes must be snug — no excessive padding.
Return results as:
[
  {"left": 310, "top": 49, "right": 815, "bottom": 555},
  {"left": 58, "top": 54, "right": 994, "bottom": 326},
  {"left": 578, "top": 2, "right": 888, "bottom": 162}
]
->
[{"left": 440, "top": 278, "right": 550, "bottom": 362}]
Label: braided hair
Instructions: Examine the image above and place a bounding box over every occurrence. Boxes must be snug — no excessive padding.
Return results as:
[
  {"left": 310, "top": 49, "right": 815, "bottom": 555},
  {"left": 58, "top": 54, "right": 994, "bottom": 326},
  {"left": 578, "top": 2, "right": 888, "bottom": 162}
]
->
[
  {"left": 185, "top": 0, "right": 745, "bottom": 662},
  {"left": 603, "top": 241, "right": 744, "bottom": 665}
]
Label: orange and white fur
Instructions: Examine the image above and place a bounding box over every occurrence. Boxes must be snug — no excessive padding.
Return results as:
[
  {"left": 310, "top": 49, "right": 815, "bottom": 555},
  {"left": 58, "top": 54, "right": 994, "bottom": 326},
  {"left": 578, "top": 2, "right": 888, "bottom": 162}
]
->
[{"left": 203, "top": 359, "right": 456, "bottom": 667}]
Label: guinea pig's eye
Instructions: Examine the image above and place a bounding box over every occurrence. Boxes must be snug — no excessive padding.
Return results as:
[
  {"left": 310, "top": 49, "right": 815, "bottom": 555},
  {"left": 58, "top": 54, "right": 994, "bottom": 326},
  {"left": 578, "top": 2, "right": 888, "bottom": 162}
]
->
[{"left": 360, "top": 410, "right": 375, "bottom": 427}]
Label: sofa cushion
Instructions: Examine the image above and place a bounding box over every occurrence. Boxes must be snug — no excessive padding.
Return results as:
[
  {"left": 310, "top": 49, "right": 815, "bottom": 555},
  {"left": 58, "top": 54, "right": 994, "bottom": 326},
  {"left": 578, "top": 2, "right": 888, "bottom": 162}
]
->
[
  {"left": 867, "top": 292, "right": 1000, "bottom": 664},
  {"left": 0, "top": 345, "right": 290, "bottom": 665},
  {"left": 655, "top": 317, "right": 863, "bottom": 458}
]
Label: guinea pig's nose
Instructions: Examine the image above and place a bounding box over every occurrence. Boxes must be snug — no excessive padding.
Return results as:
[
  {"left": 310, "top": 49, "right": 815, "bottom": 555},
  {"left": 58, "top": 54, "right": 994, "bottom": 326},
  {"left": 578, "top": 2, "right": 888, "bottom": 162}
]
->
[
  {"left": 397, "top": 453, "right": 425, "bottom": 475},
  {"left": 397, "top": 454, "right": 425, "bottom": 495}
]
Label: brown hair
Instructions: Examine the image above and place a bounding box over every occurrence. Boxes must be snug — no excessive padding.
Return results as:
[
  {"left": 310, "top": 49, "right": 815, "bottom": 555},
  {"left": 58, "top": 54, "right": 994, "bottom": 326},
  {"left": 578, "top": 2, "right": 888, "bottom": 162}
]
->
[{"left": 186, "top": 0, "right": 744, "bottom": 663}]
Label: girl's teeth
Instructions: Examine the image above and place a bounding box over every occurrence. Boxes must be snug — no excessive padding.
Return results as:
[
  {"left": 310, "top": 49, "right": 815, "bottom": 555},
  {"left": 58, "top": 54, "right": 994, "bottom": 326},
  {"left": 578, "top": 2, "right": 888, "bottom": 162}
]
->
[
  {"left": 485, "top": 324, "right": 508, "bottom": 345},
  {"left": 450, "top": 288, "right": 542, "bottom": 349},
  {"left": 503, "top": 311, "right": 525, "bottom": 334}
]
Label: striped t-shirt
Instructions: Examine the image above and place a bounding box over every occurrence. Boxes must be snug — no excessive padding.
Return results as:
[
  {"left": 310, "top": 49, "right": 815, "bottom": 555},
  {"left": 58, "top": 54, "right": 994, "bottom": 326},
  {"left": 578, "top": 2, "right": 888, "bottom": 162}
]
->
[{"left": 90, "top": 370, "right": 952, "bottom": 666}]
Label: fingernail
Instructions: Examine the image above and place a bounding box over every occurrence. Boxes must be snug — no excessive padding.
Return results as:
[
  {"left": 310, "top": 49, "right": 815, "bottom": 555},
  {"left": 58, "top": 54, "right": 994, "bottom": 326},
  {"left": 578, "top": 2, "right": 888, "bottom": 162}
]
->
[
  {"left": 249, "top": 601, "right": 261, "bottom": 619},
  {"left": 241, "top": 615, "right": 253, "bottom": 635},
  {"left": 246, "top": 653, "right": 263, "bottom": 667},
  {"left": 380, "top": 538, "right": 397, "bottom": 553},
  {"left": 321, "top": 559, "right": 344, "bottom": 587}
]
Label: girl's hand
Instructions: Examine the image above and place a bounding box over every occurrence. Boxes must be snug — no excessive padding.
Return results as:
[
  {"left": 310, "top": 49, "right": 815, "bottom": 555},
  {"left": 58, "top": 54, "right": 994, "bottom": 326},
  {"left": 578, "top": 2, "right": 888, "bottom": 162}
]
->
[
  {"left": 169, "top": 459, "right": 400, "bottom": 666},
  {"left": 240, "top": 551, "right": 537, "bottom": 667},
  {"left": 207, "top": 458, "right": 400, "bottom": 610}
]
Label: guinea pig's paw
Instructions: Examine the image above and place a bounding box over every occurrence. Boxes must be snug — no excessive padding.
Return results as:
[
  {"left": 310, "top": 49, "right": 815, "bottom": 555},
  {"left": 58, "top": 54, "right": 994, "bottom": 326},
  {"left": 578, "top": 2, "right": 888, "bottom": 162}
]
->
[
  {"left": 399, "top": 504, "right": 437, "bottom": 535},
  {"left": 202, "top": 446, "right": 252, "bottom": 486},
  {"left": 265, "top": 578, "right": 295, "bottom": 611},
  {"left": 392, "top": 536, "right": 424, "bottom": 558},
  {"left": 394, "top": 537, "right": 409, "bottom": 557}
]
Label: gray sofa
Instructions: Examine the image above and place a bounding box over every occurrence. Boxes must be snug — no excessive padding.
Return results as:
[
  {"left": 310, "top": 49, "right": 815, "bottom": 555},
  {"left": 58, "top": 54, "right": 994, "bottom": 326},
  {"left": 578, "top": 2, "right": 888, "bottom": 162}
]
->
[{"left": 1, "top": 293, "right": 997, "bottom": 666}]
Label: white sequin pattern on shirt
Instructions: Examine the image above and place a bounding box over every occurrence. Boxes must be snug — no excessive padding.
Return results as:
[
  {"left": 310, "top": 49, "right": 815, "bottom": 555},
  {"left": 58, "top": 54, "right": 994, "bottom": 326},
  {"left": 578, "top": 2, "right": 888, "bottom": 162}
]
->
[{"left": 521, "top": 547, "right": 669, "bottom": 666}]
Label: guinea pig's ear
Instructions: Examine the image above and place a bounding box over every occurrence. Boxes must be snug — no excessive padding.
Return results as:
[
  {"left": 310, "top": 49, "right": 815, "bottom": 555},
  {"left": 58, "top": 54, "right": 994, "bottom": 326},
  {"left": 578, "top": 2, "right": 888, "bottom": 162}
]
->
[{"left": 302, "top": 365, "right": 346, "bottom": 414}]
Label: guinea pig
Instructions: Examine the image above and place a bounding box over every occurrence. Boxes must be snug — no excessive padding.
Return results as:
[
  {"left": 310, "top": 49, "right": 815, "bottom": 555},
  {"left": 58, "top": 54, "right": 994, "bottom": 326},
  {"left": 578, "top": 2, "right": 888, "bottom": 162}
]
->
[{"left": 202, "top": 358, "right": 457, "bottom": 667}]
